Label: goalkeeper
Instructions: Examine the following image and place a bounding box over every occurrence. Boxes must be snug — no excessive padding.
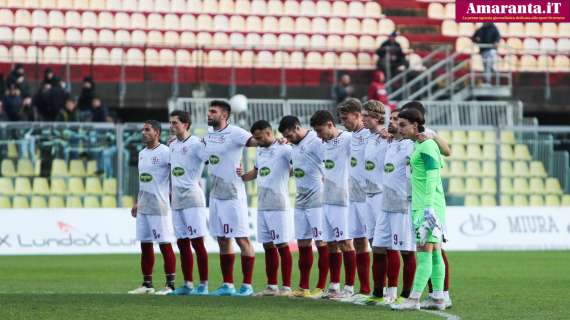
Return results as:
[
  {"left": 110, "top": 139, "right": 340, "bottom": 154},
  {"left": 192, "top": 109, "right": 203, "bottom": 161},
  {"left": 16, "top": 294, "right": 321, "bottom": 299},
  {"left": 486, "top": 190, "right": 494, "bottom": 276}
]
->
[{"left": 391, "top": 105, "right": 447, "bottom": 311}]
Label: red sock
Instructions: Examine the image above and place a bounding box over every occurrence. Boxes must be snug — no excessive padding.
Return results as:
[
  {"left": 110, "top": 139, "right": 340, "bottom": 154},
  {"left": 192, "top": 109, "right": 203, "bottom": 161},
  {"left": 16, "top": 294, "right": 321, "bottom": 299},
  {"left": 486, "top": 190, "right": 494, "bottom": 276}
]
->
[
  {"left": 241, "top": 255, "right": 255, "bottom": 285},
  {"left": 442, "top": 249, "right": 450, "bottom": 291},
  {"left": 387, "top": 250, "right": 401, "bottom": 288},
  {"left": 401, "top": 253, "right": 416, "bottom": 298},
  {"left": 298, "top": 246, "right": 313, "bottom": 289},
  {"left": 159, "top": 243, "right": 176, "bottom": 286},
  {"left": 372, "top": 253, "right": 387, "bottom": 296},
  {"left": 265, "top": 247, "right": 279, "bottom": 285},
  {"left": 191, "top": 238, "right": 208, "bottom": 282},
  {"left": 220, "top": 253, "right": 235, "bottom": 284},
  {"left": 278, "top": 246, "right": 292, "bottom": 288},
  {"left": 177, "top": 238, "right": 193, "bottom": 282},
  {"left": 343, "top": 251, "right": 356, "bottom": 287},
  {"left": 356, "top": 252, "right": 371, "bottom": 294},
  {"left": 316, "top": 245, "right": 329, "bottom": 289},
  {"left": 141, "top": 242, "right": 155, "bottom": 281},
  {"left": 329, "top": 252, "right": 342, "bottom": 283}
]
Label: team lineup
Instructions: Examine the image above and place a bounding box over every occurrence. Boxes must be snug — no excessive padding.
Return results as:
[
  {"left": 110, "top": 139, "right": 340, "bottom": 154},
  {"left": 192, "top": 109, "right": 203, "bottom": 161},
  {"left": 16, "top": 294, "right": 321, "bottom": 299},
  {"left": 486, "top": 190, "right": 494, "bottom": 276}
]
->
[{"left": 129, "top": 98, "right": 452, "bottom": 311}]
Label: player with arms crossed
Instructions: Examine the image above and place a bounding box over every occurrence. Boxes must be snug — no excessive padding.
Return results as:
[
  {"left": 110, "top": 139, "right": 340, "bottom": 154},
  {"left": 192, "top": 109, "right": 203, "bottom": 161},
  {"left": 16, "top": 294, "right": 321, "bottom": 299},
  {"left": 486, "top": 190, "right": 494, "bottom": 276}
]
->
[
  {"left": 392, "top": 106, "right": 447, "bottom": 311},
  {"left": 337, "top": 98, "right": 372, "bottom": 302},
  {"left": 129, "top": 120, "right": 177, "bottom": 295},
  {"left": 205, "top": 100, "right": 258, "bottom": 297},
  {"left": 239, "top": 120, "right": 294, "bottom": 296},
  {"left": 278, "top": 115, "right": 329, "bottom": 299},
  {"left": 167, "top": 110, "right": 210, "bottom": 296},
  {"left": 310, "top": 109, "right": 356, "bottom": 300}
]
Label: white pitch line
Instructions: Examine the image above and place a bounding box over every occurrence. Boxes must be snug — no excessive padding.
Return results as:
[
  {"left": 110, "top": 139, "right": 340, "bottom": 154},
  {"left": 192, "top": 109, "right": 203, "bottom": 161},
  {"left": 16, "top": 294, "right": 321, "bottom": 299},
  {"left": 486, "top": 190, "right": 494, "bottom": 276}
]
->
[{"left": 420, "top": 309, "right": 461, "bottom": 320}]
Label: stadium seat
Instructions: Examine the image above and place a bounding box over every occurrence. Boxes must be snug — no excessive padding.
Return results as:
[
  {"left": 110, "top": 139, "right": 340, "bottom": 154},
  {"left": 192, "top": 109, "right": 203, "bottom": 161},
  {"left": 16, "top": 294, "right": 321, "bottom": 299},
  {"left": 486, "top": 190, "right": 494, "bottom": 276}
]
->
[
  {"left": 98, "top": 12, "right": 114, "bottom": 29},
  {"left": 328, "top": 18, "right": 344, "bottom": 34},
  {"left": 428, "top": 3, "right": 445, "bottom": 19},
  {"left": 1, "top": 159, "right": 16, "bottom": 177},
  {"left": 448, "top": 178, "right": 465, "bottom": 195},
  {"left": 455, "top": 37, "right": 474, "bottom": 53},
  {"left": 481, "top": 144, "right": 496, "bottom": 160},
  {"left": 540, "top": 38, "right": 557, "bottom": 53},
  {"left": 48, "top": 196, "right": 64, "bottom": 208},
  {"left": 32, "top": 177, "right": 50, "bottom": 196},
  {"left": 14, "top": 177, "right": 32, "bottom": 195},
  {"left": 528, "top": 161, "right": 547, "bottom": 177},
  {"left": 267, "top": 0, "right": 283, "bottom": 15},
  {"left": 536, "top": 55, "right": 554, "bottom": 71},
  {"left": 480, "top": 195, "right": 497, "bottom": 207},
  {"left": 500, "top": 195, "right": 512, "bottom": 206},
  {"left": 513, "top": 177, "right": 529, "bottom": 194},
  {"left": 0, "top": 9, "right": 13, "bottom": 25},
  {"left": 379, "top": 19, "right": 395, "bottom": 35},
  {"left": 66, "top": 196, "right": 83, "bottom": 208},
  {"left": 121, "top": 196, "right": 134, "bottom": 208},
  {"left": 84, "top": 196, "right": 100, "bottom": 208},
  {"left": 513, "top": 195, "right": 529, "bottom": 206},
  {"left": 500, "top": 145, "right": 514, "bottom": 160},
  {"left": 69, "top": 160, "right": 86, "bottom": 177},
  {"left": 519, "top": 55, "right": 537, "bottom": 72},
  {"left": 465, "top": 178, "right": 481, "bottom": 194},
  {"left": 529, "top": 177, "right": 545, "bottom": 194},
  {"left": 545, "top": 195, "right": 560, "bottom": 206},
  {"left": 554, "top": 55, "right": 570, "bottom": 72},
  {"left": 542, "top": 23, "right": 558, "bottom": 37},
  {"left": 15, "top": 10, "right": 32, "bottom": 26},
  {"left": 102, "top": 178, "right": 117, "bottom": 195},
  {"left": 513, "top": 161, "right": 530, "bottom": 176},
  {"left": 251, "top": 0, "right": 267, "bottom": 14},
  {"left": 464, "top": 195, "right": 480, "bottom": 206},
  {"left": 562, "top": 195, "right": 570, "bottom": 206},
  {"left": 500, "top": 177, "right": 514, "bottom": 194},
  {"left": 500, "top": 161, "right": 514, "bottom": 177},
  {"left": 458, "top": 23, "right": 475, "bottom": 37},
  {"left": 441, "top": 20, "right": 457, "bottom": 36},
  {"left": 449, "top": 145, "right": 466, "bottom": 160},
  {"left": 31, "top": 196, "right": 47, "bottom": 208},
  {"left": 514, "top": 145, "right": 532, "bottom": 160},
  {"left": 278, "top": 17, "right": 294, "bottom": 33},
  {"left": 466, "top": 145, "right": 482, "bottom": 160},
  {"left": 481, "top": 178, "right": 497, "bottom": 194},
  {"left": 545, "top": 178, "right": 563, "bottom": 194},
  {"left": 0, "top": 196, "right": 11, "bottom": 209},
  {"left": 481, "top": 161, "right": 496, "bottom": 177},
  {"left": 131, "top": 13, "right": 147, "bottom": 29},
  {"left": 557, "top": 38, "right": 570, "bottom": 52},
  {"left": 68, "top": 177, "right": 85, "bottom": 195},
  {"left": 529, "top": 195, "right": 544, "bottom": 207},
  {"left": 13, "top": 196, "right": 30, "bottom": 209},
  {"left": 85, "top": 177, "right": 102, "bottom": 194},
  {"left": 508, "top": 23, "right": 525, "bottom": 37},
  {"left": 0, "top": 177, "right": 15, "bottom": 195},
  {"left": 451, "top": 131, "right": 467, "bottom": 144},
  {"left": 102, "top": 196, "right": 117, "bottom": 208},
  {"left": 148, "top": 13, "right": 164, "bottom": 30},
  {"left": 465, "top": 161, "right": 481, "bottom": 176}
]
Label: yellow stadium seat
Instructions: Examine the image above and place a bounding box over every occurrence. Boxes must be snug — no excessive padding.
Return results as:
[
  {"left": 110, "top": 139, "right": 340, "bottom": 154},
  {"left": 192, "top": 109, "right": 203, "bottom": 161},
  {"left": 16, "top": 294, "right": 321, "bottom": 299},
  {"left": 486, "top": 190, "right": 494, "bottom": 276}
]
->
[
  {"left": 451, "top": 131, "right": 468, "bottom": 144},
  {"left": 84, "top": 196, "right": 100, "bottom": 208},
  {"left": 500, "top": 178, "right": 514, "bottom": 194},
  {"left": 103, "top": 178, "right": 116, "bottom": 195},
  {"left": 13, "top": 196, "right": 30, "bottom": 208},
  {"left": 466, "top": 145, "right": 483, "bottom": 160},
  {"left": 529, "top": 161, "right": 547, "bottom": 177},
  {"left": 562, "top": 195, "right": 570, "bottom": 206},
  {"left": 513, "top": 178, "right": 529, "bottom": 194},
  {"left": 121, "top": 195, "right": 134, "bottom": 208},
  {"left": 465, "top": 178, "right": 482, "bottom": 194},
  {"left": 448, "top": 178, "right": 465, "bottom": 195},
  {"left": 85, "top": 177, "right": 102, "bottom": 194},
  {"left": 467, "top": 131, "right": 484, "bottom": 144},
  {"left": 14, "top": 177, "right": 32, "bottom": 195},
  {"left": 102, "top": 196, "right": 117, "bottom": 208},
  {"left": 0, "top": 196, "right": 11, "bottom": 208},
  {"left": 481, "top": 178, "right": 497, "bottom": 194},
  {"left": 449, "top": 145, "right": 466, "bottom": 160},
  {"left": 545, "top": 178, "right": 563, "bottom": 194},
  {"left": 66, "top": 196, "right": 83, "bottom": 208},
  {"left": 513, "top": 161, "right": 530, "bottom": 176},
  {"left": 514, "top": 145, "right": 532, "bottom": 161},
  {"left": 545, "top": 195, "right": 560, "bottom": 206},
  {"left": 483, "top": 131, "right": 496, "bottom": 144},
  {"left": 529, "top": 178, "right": 545, "bottom": 194},
  {"left": 32, "top": 177, "right": 50, "bottom": 195},
  {"left": 513, "top": 195, "right": 529, "bottom": 206},
  {"left": 500, "top": 145, "right": 514, "bottom": 160},
  {"left": 31, "top": 196, "right": 47, "bottom": 208},
  {"left": 7, "top": 143, "right": 18, "bottom": 158},
  {"left": 16, "top": 159, "right": 34, "bottom": 176},
  {"left": 68, "top": 177, "right": 85, "bottom": 195},
  {"left": 529, "top": 195, "right": 544, "bottom": 207},
  {"left": 50, "top": 178, "right": 66, "bottom": 195},
  {"left": 501, "top": 161, "right": 514, "bottom": 177},
  {"left": 500, "top": 195, "right": 512, "bottom": 206},
  {"left": 465, "top": 161, "right": 482, "bottom": 177},
  {"left": 501, "top": 131, "right": 516, "bottom": 144},
  {"left": 51, "top": 159, "right": 68, "bottom": 177},
  {"left": 482, "top": 161, "right": 496, "bottom": 177},
  {"left": 449, "top": 161, "right": 465, "bottom": 177},
  {"left": 48, "top": 196, "right": 65, "bottom": 208},
  {"left": 1, "top": 159, "right": 16, "bottom": 177},
  {"left": 0, "top": 177, "right": 14, "bottom": 195},
  {"left": 69, "top": 159, "right": 86, "bottom": 176},
  {"left": 86, "top": 160, "right": 98, "bottom": 176},
  {"left": 482, "top": 144, "right": 496, "bottom": 160},
  {"left": 437, "top": 130, "right": 451, "bottom": 142},
  {"left": 464, "top": 195, "right": 480, "bottom": 206},
  {"left": 481, "top": 195, "right": 497, "bottom": 206}
]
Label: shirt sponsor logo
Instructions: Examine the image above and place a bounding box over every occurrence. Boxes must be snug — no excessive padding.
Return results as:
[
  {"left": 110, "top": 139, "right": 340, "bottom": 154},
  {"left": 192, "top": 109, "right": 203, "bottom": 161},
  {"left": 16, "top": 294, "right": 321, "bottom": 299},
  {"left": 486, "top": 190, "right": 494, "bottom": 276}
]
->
[
  {"left": 324, "top": 159, "right": 335, "bottom": 169},
  {"left": 151, "top": 156, "right": 160, "bottom": 165},
  {"left": 365, "top": 160, "right": 375, "bottom": 171},
  {"left": 384, "top": 163, "right": 395, "bottom": 173},
  {"left": 209, "top": 155, "right": 221, "bottom": 165},
  {"left": 139, "top": 173, "right": 153, "bottom": 182},
  {"left": 172, "top": 167, "right": 185, "bottom": 177},
  {"left": 350, "top": 157, "right": 357, "bottom": 167},
  {"left": 259, "top": 167, "right": 271, "bottom": 177},
  {"left": 293, "top": 168, "right": 305, "bottom": 178}
]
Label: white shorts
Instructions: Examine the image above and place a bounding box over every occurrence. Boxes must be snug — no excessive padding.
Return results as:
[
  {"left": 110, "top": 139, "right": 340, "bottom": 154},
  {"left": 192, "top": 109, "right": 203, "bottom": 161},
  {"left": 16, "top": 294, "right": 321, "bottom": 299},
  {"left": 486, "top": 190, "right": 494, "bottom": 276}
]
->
[
  {"left": 257, "top": 210, "right": 292, "bottom": 245},
  {"left": 136, "top": 213, "right": 175, "bottom": 243},
  {"left": 349, "top": 201, "right": 374, "bottom": 239},
  {"left": 372, "top": 211, "right": 416, "bottom": 252},
  {"left": 294, "top": 207, "right": 324, "bottom": 241},
  {"left": 322, "top": 204, "right": 350, "bottom": 242},
  {"left": 209, "top": 197, "right": 250, "bottom": 238},
  {"left": 172, "top": 207, "right": 209, "bottom": 239},
  {"left": 365, "top": 193, "right": 383, "bottom": 239}
]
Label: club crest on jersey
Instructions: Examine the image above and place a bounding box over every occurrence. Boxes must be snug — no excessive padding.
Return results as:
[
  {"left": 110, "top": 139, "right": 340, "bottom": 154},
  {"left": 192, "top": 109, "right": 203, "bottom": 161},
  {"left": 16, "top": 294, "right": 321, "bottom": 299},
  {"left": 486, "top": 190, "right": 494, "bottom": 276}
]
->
[
  {"left": 350, "top": 157, "right": 357, "bottom": 167},
  {"left": 365, "top": 160, "right": 375, "bottom": 171},
  {"left": 139, "top": 173, "right": 153, "bottom": 182},
  {"left": 259, "top": 167, "right": 271, "bottom": 177},
  {"left": 324, "top": 159, "right": 335, "bottom": 169},
  {"left": 209, "top": 155, "right": 221, "bottom": 165},
  {"left": 172, "top": 167, "right": 185, "bottom": 177},
  {"left": 182, "top": 146, "right": 188, "bottom": 154},
  {"left": 151, "top": 156, "right": 160, "bottom": 165},
  {"left": 293, "top": 168, "right": 305, "bottom": 178},
  {"left": 384, "top": 163, "right": 395, "bottom": 173}
]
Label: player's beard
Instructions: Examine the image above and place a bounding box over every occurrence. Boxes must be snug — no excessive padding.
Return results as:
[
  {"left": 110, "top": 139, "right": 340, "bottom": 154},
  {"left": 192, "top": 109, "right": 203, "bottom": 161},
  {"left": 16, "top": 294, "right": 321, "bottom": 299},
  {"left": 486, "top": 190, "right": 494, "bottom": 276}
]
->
[
  {"left": 388, "top": 124, "right": 398, "bottom": 134},
  {"left": 207, "top": 118, "right": 220, "bottom": 127}
]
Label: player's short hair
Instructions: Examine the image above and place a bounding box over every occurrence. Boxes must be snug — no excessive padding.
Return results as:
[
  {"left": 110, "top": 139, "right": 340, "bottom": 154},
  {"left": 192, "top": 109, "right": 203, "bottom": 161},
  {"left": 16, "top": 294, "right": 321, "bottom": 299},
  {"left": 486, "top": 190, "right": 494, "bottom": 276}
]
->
[
  {"left": 337, "top": 98, "right": 362, "bottom": 114},
  {"left": 310, "top": 110, "right": 335, "bottom": 127},
  {"left": 278, "top": 115, "right": 301, "bottom": 133},
  {"left": 363, "top": 100, "right": 385, "bottom": 121},
  {"left": 169, "top": 110, "right": 191, "bottom": 126},
  {"left": 250, "top": 120, "right": 272, "bottom": 133},
  {"left": 144, "top": 119, "right": 162, "bottom": 135},
  {"left": 210, "top": 100, "right": 231, "bottom": 116},
  {"left": 400, "top": 101, "right": 426, "bottom": 115},
  {"left": 398, "top": 108, "right": 425, "bottom": 133}
]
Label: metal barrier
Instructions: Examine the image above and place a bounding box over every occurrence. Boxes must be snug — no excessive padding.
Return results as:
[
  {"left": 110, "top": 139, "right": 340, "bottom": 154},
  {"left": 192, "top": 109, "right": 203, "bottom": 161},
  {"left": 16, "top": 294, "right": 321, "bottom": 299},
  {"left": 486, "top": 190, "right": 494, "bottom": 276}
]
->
[{"left": 414, "top": 101, "right": 524, "bottom": 126}]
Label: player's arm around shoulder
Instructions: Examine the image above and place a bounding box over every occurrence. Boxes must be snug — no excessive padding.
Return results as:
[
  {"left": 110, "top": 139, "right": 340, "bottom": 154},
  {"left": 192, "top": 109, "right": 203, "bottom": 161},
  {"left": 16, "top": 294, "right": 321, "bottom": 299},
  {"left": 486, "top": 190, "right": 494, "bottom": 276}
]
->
[{"left": 239, "top": 166, "right": 258, "bottom": 182}]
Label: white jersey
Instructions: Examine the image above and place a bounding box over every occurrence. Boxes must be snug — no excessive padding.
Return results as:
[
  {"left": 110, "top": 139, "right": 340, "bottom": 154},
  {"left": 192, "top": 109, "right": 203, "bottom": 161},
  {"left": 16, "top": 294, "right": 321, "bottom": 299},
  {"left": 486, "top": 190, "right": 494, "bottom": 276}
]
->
[
  {"left": 137, "top": 144, "right": 171, "bottom": 216},
  {"left": 170, "top": 135, "right": 208, "bottom": 209},
  {"left": 323, "top": 131, "right": 351, "bottom": 207},
  {"left": 255, "top": 142, "right": 292, "bottom": 211},
  {"left": 382, "top": 139, "right": 414, "bottom": 213},
  {"left": 349, "top": 127, "right": 370, "bottom": 202},
  {"left": 205, "top": 125, "right": 252, "bottom": 200},
  {"left": 291, "top": 130, "right": 324, "bottom": 209},
  {"left": 363, "top": 132, "right": 389, "bottom": 195}
]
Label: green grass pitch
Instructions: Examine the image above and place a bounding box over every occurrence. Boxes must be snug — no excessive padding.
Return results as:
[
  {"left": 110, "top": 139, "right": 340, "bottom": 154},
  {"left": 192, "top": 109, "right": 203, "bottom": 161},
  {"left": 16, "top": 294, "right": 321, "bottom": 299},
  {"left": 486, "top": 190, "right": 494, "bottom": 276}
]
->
[{"left": 0, "top": 251, "right": 567, "bottom": 320}]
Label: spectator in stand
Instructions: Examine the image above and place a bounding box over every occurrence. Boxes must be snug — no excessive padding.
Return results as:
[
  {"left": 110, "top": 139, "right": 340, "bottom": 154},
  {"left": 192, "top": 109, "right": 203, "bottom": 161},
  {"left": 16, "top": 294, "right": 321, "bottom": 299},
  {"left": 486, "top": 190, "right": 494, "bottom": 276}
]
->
[
  {"left": 34, "top": 82, "right": 55, "bottom": 121},
  {"left": 78, "top": 76, "right": 96, "bottom": 121},
  {"left": 376, "top": 32, "right": 409, "bottom": 79},
  {"left": 91, "top": 98, "right": 111, "bottom": 123},
  {"left": 2, "top": 84, "right": 23, "bottom": 121},
  {"left": 332, "top": 74, "right": 354, "bottom": 103},
  {"left": 6, "top": 63, "right": 30, "bottom": 98},
  {"left": 367, "top": 71, "right": 390, "bottom": 107},
  {"left": 0, "top": 102, "right": 8, "bottom": 121},
  {"left": 56, "top": 98, "right": 80, "bottom": 122},
  {"left": 42, "top": 68, "right": 57, "bottom": 87},
  {"left": 472, "top": 23, "right": 501, "bottom": 85},
  {"left": 51, "top": 77, "right": 70, "bottom": 116}
]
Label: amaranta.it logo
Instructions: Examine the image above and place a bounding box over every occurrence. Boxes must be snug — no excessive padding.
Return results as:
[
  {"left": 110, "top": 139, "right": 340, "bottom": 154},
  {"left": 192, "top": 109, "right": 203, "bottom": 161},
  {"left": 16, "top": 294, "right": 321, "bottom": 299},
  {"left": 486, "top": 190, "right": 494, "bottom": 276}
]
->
[
  {"left": 350, "top": 157, "right": 357, "bottom": 167},
  {"left": 365, "top": 161, "right": 375, "bottom": 171},
  {"left": 293, "top": 168, "right": 305, "bottom": 178},
  {"left": 172, "top": 167, "right": 185, "bottom": 177},
  {"left": 384, "top": 163, "right": 395, "bottom": 173},
  {"left": 259, "top": 167, "right": 271, "bottom": 177},
  {"left": 324, "top": 159, "right": 335, "bottom": 169},
  {"left": 139, "top": 173, "right": 153, "bottom": 182},
  {"left": 209, "top": 155, "right": 220, "bottom": 165}
]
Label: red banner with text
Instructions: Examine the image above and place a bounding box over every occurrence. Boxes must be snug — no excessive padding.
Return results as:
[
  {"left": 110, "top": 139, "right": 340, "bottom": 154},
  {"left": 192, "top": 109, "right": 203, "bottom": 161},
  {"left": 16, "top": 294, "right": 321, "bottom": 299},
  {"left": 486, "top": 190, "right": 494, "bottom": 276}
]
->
[{"left": 456, "top": 0, "right": 570, "bottom": 22}]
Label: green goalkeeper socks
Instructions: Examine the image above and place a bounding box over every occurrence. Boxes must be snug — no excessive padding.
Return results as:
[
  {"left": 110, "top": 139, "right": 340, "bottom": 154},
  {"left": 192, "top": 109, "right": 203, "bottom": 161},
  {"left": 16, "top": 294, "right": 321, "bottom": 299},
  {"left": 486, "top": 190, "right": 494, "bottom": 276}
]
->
[
  {"left": 431, "top": 249, "right": 446, "bottom": 294},
  {"left": 411, "top": 251, "right": 433, "bottom": 297}
]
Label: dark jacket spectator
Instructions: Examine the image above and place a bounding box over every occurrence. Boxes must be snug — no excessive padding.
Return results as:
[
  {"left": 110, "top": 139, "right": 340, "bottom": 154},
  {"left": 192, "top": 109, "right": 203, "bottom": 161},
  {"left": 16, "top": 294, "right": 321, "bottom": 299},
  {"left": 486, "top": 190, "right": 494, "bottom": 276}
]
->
[
  {"left": 34, "top": 83, "right": 56, "bottom": 121},
  {"left": 376, "top": 32, "right": 409, "bottom": 77},
  {"left": 472, "top": 23, "right": 501, "bottom": 53},
  {"left": 56, "top": 98, "right": 80, "bottom": 122},
  {"left": 367, "top": 71, "right": 389, "bottom": 106},
  {"left": 91, "top": 98, "right": 110, "bottom": 122},
  {"left": 6, "top": 64, "right": 30, "bottom": 98},
  {"left": 77, "top": 76, "right": 96, "bottom": 112},
  {"left": 42, "top": 68, "right": 57, "bottom": 87},
  {"left": 19, "top": 98, "right": 35, "bottom": 121},
  {"left": 2, "top": 84, "right": 23, "bottom": 121},
  {"left": 332, "top": 74, "right": 354, "bottom": 103}
]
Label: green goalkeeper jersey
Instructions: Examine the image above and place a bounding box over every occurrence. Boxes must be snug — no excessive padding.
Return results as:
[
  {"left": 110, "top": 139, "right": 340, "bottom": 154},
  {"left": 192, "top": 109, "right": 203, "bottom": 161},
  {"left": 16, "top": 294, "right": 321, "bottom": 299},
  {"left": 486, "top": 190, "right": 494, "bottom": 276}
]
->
[{"left": 410, "top": 139, "right": 446, "bottom": 217}]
